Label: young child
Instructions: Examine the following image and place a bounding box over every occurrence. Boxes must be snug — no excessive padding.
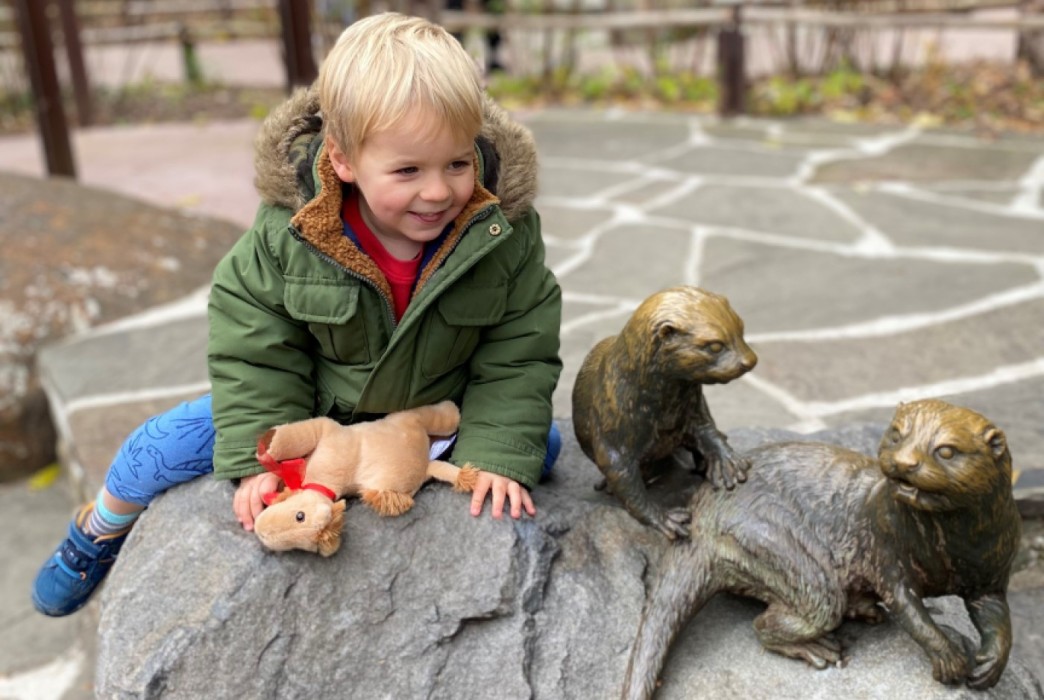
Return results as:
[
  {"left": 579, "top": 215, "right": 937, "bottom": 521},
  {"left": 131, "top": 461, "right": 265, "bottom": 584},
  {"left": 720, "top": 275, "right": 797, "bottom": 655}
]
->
[{"left": 32, "top": 12, "right": 561, "bottom": 617}]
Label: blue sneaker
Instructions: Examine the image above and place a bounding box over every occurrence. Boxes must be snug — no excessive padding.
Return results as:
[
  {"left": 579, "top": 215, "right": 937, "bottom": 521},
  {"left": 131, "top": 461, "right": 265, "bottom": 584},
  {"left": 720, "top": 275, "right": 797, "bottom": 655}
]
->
[{"left": 31, "top": 503, "right": 129, "bottom": 617}]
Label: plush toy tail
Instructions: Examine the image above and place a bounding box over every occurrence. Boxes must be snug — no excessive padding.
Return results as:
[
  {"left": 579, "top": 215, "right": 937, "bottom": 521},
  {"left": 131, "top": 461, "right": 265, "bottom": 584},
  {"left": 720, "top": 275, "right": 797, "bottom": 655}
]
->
[{"left": 407, "top": 401, "right": 460, "bottom": 437}]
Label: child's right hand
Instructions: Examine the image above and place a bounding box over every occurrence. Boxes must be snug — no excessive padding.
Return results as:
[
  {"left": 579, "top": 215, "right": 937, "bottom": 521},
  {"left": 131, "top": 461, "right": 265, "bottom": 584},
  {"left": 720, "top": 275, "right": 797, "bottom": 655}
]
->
[
  {"left": 470, "top": 470, "right": 536, "bottom": 520},
  {"left": 233, "top": 472, "right": 282, "bottom": 531}
]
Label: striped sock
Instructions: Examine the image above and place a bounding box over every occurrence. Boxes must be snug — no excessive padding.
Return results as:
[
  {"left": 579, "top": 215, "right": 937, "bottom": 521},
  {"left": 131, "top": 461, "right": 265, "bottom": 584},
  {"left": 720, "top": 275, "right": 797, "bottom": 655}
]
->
[{"left": 84, "top": 492, "right": 140, "bottom": 539}]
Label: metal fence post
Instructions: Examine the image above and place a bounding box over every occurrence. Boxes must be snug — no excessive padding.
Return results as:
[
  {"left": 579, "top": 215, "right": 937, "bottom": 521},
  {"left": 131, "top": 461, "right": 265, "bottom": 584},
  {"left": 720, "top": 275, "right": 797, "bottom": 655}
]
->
[
  {"left": 13, "top": 0, "right": 77, "bottom": 178},
  {"left": 717, "top": 3, "right": 746, "bottom": 118}
]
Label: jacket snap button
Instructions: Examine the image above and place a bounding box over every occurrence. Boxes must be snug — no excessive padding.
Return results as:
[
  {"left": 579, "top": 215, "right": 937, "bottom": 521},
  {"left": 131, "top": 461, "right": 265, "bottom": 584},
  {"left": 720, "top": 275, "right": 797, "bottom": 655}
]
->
[{"left": 488, "top": 223, "right": 502, "bottom": 236}]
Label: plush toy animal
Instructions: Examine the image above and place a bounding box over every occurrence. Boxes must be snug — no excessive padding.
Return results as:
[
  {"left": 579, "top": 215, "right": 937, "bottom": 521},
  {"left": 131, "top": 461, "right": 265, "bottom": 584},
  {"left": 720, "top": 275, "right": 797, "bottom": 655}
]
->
[{"left": 252, "top": 401, "right": 478, "bottom": 556}]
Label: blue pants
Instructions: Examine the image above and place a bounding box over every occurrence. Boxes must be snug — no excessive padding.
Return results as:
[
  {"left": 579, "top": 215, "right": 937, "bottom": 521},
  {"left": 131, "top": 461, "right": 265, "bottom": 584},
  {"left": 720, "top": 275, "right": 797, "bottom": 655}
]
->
[
  {"left": 105, "top": 394, "right": 561, "bottom": 506},
  {"left": 105, "top": 395, "right": 216, "bottom": 506}
]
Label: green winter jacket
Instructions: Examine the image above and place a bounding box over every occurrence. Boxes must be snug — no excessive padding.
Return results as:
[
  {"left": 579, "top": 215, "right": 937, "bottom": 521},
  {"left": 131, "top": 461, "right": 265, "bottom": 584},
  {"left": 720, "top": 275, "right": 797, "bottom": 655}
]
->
[{"left": 207, "top": 89, "right": 562, "bottom": 487}]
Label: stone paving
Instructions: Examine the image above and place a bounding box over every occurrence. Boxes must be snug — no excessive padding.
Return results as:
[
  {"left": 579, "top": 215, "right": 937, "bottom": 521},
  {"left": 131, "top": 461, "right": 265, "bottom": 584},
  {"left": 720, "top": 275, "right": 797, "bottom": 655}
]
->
[
  {"left": 527, "top": 110, "right": 1044, "bottom": 501},
  {"left": 3, "top": 109, "right": 1044, "bottom": 697}
]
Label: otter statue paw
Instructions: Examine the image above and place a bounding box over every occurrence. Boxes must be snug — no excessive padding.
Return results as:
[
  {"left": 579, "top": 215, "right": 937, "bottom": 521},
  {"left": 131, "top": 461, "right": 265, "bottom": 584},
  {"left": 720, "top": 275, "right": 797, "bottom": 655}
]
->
[
  {"left": 930, "top": 638, "right": 971, "bottom": 686},
  {"left": 704, "top": 452, "right": 750, "bottom": 491},
  {"left": 765, "top": 634, "right": 844, "bottom": 669},
  {"left": 652, "top": 507, "right": 691, "bottom": 540},
  {"left": 967, "top": 644, "right": 1006, "bottom": 690},
  {"left": 848, "top": 606, "right": 885, "bottom": 625}
]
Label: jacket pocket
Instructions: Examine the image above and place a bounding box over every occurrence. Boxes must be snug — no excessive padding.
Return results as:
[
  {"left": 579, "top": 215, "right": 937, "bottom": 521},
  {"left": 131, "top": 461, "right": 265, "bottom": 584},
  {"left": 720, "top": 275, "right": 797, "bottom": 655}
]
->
[
  {"left": 284, "top": 280, "right": 370, "bottom": 363},
  {"left": 421, "top": 285, "right": 506, "bottom": 379}
]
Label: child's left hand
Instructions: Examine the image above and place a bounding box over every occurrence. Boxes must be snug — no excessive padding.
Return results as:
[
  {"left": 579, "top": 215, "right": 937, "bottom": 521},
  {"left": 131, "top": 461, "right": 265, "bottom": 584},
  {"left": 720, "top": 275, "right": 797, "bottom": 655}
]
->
[{"left": 471, "top": 470, "right": 536, "bottom": 519}]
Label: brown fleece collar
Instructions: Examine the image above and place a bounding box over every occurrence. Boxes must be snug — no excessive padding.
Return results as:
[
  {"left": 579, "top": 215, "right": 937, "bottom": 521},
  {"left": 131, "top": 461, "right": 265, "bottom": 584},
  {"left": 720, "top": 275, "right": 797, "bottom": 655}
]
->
[{"left": 290, "top": 145, "right": 500, "bottom": 304}]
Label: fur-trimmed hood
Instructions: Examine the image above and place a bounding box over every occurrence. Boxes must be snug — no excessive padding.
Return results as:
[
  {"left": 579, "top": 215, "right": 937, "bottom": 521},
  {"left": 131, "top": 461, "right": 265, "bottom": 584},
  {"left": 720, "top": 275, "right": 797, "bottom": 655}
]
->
[{"left": 252, "top": 87, "right": 538, "bottom": 222}]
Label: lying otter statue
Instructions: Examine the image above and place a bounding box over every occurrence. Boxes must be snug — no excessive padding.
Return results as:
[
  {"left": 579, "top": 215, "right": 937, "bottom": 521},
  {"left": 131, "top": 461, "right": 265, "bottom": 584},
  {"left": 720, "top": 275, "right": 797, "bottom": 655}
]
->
[
  {"left": 621, "top": 399, "right": 1022, "bottom": 698},
  {"left": 572, "top": 286, "right": 757, "bottom": 539}
]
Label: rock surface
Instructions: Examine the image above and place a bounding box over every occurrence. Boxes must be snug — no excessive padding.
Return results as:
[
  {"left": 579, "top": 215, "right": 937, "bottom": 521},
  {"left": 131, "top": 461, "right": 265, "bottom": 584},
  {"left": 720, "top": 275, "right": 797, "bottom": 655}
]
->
[
  {"left": 0, "top": 173, "right": 243, "bottom": 481},
  {"left": 96, "top": 423, "right": 1043, "bottom": 699}
]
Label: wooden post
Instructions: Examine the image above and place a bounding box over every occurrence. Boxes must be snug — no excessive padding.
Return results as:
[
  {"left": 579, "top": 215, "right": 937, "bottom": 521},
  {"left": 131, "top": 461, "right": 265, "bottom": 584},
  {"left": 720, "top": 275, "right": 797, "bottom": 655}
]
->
[
  {"left": 717, "top": 3, "right": 746, "bottom": 118},
  {"left": 56, "top": 0, "right": 92, "bottom": 127},
  {"left": 279, "top": 0, "right": 319, "bottom": 93},
  {"left": 179, "top": 23, "right": 205, "bottom": 86},
  {"left": 13, "top": 0, "right": 77, "bottom": 178},
  {"left": 1018, "top": 0, "right": 1044, "bottom": 76}
]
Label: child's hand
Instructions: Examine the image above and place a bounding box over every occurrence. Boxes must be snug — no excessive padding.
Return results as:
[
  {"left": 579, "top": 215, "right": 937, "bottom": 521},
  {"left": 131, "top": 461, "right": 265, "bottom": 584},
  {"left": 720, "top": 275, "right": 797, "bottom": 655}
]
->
[
  {"left": 470, "top": 471, "right": 536, "bottom": 520},
  {"left": 233, "top": 472, "right": 282, "bottom": 531}
]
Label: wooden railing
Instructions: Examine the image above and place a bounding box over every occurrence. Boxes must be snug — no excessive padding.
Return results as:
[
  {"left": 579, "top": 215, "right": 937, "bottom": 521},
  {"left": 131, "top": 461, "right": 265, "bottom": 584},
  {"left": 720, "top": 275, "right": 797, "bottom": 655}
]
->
[
  {"left": 0, "top": 0, "right": 278, "bottom": 48},
  {"left": 4, "top": 1, "right": 1041, "bottom": 48},
  {"left": 439, "top": 3, "right": 1044, "bottom": 32},
  {"left": 746, "top": 5, "right": 1044, "bottom": 28},
  {"left": 7, "top": 0, "right": 314, "bottom": 178},
  {"left": 6, "top": 0, "right": 1043, "bottom": 179}
]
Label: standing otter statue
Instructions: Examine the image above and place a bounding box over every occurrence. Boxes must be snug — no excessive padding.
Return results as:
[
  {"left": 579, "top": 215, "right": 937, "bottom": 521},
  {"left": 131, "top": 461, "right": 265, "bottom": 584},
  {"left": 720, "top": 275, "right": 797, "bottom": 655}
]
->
[
  {"left": 572, "top": 286, "right": 758, "bottom": 539},
  {"left": 621, "top": 399, "right": 1023, "bottom": 698}
]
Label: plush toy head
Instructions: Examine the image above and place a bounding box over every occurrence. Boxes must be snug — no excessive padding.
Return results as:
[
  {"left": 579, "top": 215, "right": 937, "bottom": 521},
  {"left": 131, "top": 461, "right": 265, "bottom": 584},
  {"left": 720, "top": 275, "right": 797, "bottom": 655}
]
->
[{"left": 253, "top": 488, "right": 347, "bottom": 557}]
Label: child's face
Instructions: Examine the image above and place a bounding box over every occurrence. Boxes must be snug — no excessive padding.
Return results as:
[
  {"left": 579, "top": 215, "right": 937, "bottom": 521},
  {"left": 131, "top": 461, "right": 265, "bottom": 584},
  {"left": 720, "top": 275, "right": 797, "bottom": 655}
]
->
[{"left": 329, "top": 113, "right": 477, "bottom": 260}]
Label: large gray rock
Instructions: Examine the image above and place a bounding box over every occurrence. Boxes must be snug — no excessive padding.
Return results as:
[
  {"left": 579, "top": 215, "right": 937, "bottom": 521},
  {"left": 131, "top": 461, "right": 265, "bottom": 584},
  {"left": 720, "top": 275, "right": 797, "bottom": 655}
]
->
[{"left": 96, "top": 424, "right": 1043, "bottom": 699}]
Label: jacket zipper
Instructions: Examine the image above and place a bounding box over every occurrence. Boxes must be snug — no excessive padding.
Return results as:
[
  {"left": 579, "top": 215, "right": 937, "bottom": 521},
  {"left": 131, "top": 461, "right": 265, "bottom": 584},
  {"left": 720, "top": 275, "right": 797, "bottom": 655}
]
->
[{"left": 288, "top": 226, "right": 397, "bottom": 326}]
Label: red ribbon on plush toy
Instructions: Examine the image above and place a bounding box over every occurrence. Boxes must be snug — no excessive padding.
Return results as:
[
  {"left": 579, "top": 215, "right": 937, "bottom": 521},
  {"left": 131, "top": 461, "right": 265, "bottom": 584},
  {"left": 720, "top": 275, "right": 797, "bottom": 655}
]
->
[{"left": 256, "top": 439, "right": 337, "bottom": 505}]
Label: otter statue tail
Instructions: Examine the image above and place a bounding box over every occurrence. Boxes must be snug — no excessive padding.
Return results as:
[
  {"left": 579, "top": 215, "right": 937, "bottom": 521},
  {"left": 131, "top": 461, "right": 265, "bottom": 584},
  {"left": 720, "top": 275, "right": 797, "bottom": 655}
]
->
[{"left": 621, "top": 541, "right": 718, "bottom": 700}]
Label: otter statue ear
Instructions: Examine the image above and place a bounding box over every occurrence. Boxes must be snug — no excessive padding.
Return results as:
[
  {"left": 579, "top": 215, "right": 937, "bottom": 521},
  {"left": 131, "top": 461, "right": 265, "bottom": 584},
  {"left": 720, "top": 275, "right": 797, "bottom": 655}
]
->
[
  {"left": 655, "top": 321, "right": 679, "bottom": 341},
  {"left": 984, "top": 427, "right": 1008, "bottom": 460}
]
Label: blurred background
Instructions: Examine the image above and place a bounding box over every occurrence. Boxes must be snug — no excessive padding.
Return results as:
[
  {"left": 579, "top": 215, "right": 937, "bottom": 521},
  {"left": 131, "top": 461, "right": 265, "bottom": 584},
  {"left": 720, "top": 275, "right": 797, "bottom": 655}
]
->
[{"left": 2, "top": 0, "right": 1043, "bottom": 159}]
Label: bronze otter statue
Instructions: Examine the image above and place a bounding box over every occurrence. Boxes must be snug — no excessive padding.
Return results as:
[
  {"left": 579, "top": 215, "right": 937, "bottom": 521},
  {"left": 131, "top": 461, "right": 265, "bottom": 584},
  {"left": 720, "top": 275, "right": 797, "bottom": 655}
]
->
[
  {"left": 572, "top": 286, "right": 757, "bottom": 539},
  {"left": 621, "top": 399, "right": 1022, "bottom": 698}
]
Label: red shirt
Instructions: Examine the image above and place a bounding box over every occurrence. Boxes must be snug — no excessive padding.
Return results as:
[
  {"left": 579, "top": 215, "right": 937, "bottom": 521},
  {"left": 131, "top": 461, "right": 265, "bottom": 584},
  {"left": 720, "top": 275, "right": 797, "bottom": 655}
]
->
[{"left": 342, "top": 191, "right": 421, "bottom": 321}]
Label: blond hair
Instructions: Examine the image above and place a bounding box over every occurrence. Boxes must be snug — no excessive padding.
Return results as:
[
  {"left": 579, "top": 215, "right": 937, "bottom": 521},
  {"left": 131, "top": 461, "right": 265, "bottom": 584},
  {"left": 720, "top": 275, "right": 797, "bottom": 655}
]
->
[{"left": 318, "top": 12, "right": 483, "bottom": 159}]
